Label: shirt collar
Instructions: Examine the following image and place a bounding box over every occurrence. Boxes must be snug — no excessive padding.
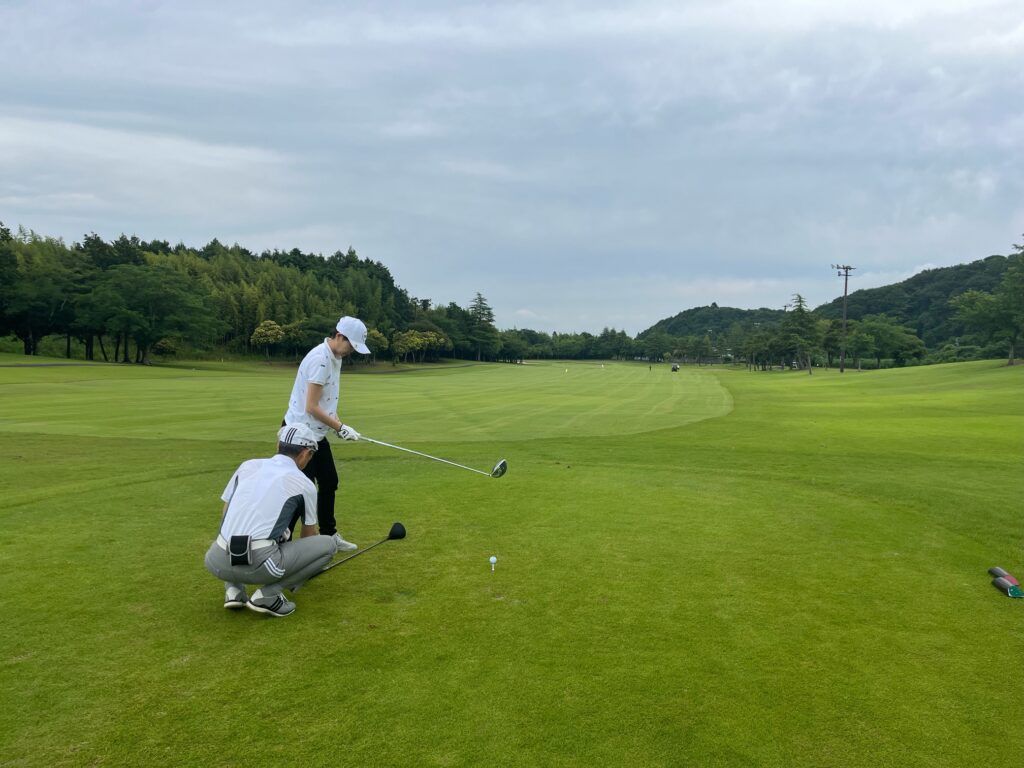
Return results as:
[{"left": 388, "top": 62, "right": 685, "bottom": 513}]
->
[{"left": 323, "top": 338, "right": 344, "bottom": 364}]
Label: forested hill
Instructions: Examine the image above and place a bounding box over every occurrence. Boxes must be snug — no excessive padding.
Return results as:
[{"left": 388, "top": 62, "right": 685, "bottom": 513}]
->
[
  {"left": 813, "top": 255, "right": 1010, "bottom": 347},
  {"left": 640, "top": 304, "right": 785, "bottom": 338},
  {"left": 639, "top": 254, "right": 1012, "bottom": 348},
  {"left": 0, "top": 228, "right": 424, "bottom": 360}
]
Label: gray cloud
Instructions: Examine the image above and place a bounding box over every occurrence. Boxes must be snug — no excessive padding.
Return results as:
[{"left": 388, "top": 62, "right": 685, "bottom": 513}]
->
[{"left": 1, "top": 1, "right": 1021, "bottom": 333}]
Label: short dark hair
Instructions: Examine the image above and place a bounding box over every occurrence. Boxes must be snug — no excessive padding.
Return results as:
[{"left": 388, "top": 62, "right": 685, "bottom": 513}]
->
[{"left": 277, "top": 442, "right": 311, "bottom": 458}]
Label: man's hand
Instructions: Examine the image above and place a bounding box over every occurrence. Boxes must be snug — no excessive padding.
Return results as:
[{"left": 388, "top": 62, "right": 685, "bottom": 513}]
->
[{"left": 337, "top": 424, "right": 361, "bottom": 441}]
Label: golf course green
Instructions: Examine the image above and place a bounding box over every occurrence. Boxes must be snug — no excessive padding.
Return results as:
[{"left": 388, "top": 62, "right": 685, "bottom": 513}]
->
[{"left": 1, "top": 356, "right": 1021, "bottom": 766}]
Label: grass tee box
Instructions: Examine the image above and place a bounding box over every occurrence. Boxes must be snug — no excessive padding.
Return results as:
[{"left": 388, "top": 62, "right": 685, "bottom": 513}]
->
[{"left": 0, "top": 359, "right": 1021, "bottom": 766}]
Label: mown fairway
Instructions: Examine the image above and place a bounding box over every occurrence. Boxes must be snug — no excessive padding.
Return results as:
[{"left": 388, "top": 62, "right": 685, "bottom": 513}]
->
[{"left": 1, "top": 356, "right": 1021, "bottom": 767}]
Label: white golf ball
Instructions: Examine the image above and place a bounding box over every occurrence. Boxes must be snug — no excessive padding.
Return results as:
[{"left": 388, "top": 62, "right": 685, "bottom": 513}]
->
[{"left": 489, "top": 556, "right": 497, "bottom": 564}]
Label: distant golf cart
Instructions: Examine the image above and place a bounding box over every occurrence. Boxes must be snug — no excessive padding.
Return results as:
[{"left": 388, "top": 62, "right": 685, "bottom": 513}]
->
[{"left": 671, "top": 363, "right": 680, "bottom": 372}]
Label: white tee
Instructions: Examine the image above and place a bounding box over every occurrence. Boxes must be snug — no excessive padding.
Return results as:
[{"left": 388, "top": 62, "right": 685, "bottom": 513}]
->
[
  {"left": 219, "top": 454, "right": 318, "bottom": 541},
  {"left": 284, "top": 338, "right": 343, "bottom": 438}
]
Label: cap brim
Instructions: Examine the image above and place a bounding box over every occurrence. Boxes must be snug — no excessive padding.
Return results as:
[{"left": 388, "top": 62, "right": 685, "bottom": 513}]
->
[{"left": 353, "top": 341, "right": 370, "bottom": 354}]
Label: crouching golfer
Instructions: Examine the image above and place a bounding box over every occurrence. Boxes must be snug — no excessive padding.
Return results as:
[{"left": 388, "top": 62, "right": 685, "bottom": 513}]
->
[{"left": 204, "top": 425, "right": 340, "bottom": 617}]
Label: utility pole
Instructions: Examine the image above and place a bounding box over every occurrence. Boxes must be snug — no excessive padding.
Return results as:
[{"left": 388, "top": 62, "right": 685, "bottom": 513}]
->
[
  {"left": 831, "top": 264, "right": 855, "bottom": 373},
  {"left": 781, "top": 305, "right": 791, "bottom": 370}
]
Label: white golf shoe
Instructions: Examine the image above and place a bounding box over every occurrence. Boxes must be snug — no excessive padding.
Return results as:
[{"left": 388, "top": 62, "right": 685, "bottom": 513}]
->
[
  {"left": 333, "top": 532, "right": 358, "bottom": 552},
  {"left": 224, "top": 585, "right": 248, "bottom": 609}
]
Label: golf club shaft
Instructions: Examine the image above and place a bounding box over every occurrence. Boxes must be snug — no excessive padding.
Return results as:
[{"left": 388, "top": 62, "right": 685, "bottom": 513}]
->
[
  {"left": 320, "top": 537, "right": 388, "bottom": 574},
  {"left": 360, "top": 436, "right": 492, "bottom": 477}
]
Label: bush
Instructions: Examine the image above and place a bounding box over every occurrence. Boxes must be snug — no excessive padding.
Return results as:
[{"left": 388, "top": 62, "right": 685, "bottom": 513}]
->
[
  {"left": 152, "top": 338, "right": 178, "bottom": 357},
  {"left": 923, "top": 344, "right": 984, "bottom": 364}
]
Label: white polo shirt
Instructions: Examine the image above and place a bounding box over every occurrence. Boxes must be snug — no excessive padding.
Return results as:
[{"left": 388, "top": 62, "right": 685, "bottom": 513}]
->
[
  {"left": 219, "top": 454, "right": 318, "bottom": 541},
  {"left": 283, "top": 339, "right": 343, "bottom": 439}
]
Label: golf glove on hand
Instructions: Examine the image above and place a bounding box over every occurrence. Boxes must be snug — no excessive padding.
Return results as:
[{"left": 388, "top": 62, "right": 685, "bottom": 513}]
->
[{"left": 337, "top": 424, "right": 361, "bottom": 441}]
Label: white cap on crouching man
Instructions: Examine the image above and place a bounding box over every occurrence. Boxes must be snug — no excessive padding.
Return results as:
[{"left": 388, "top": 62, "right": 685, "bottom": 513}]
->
[
  {"left": 277, "top": 424, "right": 320, "bottom": 452},
  {"left": 337, "top": 316, "right": 371, "bottom": 354}
]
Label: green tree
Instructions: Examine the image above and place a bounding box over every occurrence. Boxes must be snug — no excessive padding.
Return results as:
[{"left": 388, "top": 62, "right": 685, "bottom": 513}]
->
[
  {"left": 97, "top": 264, "right": 223, "bottom": 363},
  {"left": 612, "top": 331, "right": 635, "bottom": 360},
  {"left": 468, "top": 293, "right": 500, "bottom": 361},
  {"left": 693, "top": 334, "right": 712, "bottom": 366},
  {"left": 423, "top": 303, "right": 471, "bottom": 358},
  {"left": 498, "top": 330, "right": 529, "bottom": 363},
  {"left": 858, "top": 315, "right": 925, "bottom": 368},
  {"left": 391, "top": 330, "right": 424, "bottom": 363},
  {"left": 420, "top": 330, "right": 452, "bottom": 362},
  {"left": 739, "top": 326, "right": 774, "bottom": 370},
  {"left": 0, "top": 222, "right": 16, "bottom": 337},
  {"left": 552, "top": 332, "right": 582, "bottom": 359},
  {"left": 251, "top": 320, "right": 285, "bottom": 359},
  {"left": 278, "top": 314, "right": 336, "bottom": 358},
  {"left": 366, "top": 328, "right": 389, "bottom": 364},
  {"left": 723, "top": 322, "right": 747, "bottom": 365},
  {"left": 642, "top": 331, "right": 673, "bottom": 362},
  {"left": 859, "top": 316, "right": 899, "bottom": 368},
  {"left": 5, "top": 232, "right": 81, "bottom": 355},
  {"left": 110, "top": 234, "right": 145, "bottom": 267},
  {"left": 845, "top": 323, "right": 875, "bottom": 371},
  {"left": 950, "top": 249, "right": 1024, "bottom": 365},
  {"left": 781, "top": 294, "right": 822, "bottom": 374},
  {"left": 822, "top": 319, "right": 845, "bottom": 367}
]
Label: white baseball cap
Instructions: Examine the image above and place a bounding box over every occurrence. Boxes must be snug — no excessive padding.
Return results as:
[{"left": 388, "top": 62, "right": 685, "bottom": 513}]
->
[
  {"left": 277, "top": 424, "right": 320, "bottom": 451},
  {"left": 336, "top": 316, "right": 371, "bottom": 354}
]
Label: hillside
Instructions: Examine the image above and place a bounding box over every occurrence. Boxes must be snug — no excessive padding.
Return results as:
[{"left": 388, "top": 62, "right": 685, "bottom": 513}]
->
[
  {"left": 639, "top": 254, "right": 1011, "bottom": 349},
  {"left": 639, "top": 304, "right": 785, "bottom": 338},
  {"left": 814, "top": 255, "right": 1010, "bottom": 347}
]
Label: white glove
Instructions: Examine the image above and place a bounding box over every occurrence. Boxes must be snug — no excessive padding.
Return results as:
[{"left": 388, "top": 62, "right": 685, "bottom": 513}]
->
[{"left": 337, "top": 424, "right": 361, "bottom": 441}]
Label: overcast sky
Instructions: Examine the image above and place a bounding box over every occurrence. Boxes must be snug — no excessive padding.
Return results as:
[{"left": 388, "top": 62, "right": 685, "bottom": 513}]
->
[{"left": 1, "top": 1, "right": 1021, "bottom": 334}]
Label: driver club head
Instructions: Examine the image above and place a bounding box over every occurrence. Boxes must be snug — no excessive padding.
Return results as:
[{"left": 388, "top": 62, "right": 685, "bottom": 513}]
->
[
  {"left": 388, "top": 522, "right": 407, "bottom": 540},
  {"left": 490, "top": 459, "right": 508, "bottom": 478}
]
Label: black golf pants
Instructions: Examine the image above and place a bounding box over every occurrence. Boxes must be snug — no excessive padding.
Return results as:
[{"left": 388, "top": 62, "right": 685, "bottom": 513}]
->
[{"left": 283, "top": 431, "right": 340, "bottom": 537}]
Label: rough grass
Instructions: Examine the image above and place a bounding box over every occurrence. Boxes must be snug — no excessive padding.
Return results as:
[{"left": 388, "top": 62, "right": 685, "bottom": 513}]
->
[{"left": 0, "top": 359, "right": 1021, "bottom": 767}]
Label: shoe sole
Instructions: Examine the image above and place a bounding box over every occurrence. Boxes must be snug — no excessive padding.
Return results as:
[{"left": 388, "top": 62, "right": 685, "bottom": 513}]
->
[
  {"left": 224, "top": 600, "right": 248, "bottom": 609},
  {"left": 246, "top": 599, "right": 295, "bottom": 617}
]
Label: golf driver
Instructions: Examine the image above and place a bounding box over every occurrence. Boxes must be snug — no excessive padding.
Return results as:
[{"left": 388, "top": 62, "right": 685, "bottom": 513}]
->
[
  {"left": 359, "top": 435, "right": 507, "bottom": 479},
  {"left": 315, "top": 522, "right": 407, "bottom": 578}
]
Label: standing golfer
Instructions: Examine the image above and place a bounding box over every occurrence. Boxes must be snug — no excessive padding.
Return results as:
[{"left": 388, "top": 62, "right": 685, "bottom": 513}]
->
[
  {"left": 283, "top": 315, "right": 371, "bottom": 552},
  {"left": 204, "top": 425, "right": 339, "bottom": 617}
]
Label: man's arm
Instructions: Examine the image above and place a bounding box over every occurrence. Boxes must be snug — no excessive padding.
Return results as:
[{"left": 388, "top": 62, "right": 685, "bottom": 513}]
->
[
  {"left": 305, "top": 382, "right": 342, "bottom": 432},
  {"left": 300, "top": 523, "right": 319, "bottom": 538}
]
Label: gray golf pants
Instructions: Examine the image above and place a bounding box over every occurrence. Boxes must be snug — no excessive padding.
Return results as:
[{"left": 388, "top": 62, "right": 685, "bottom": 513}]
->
[{"left": 204, "top": 535, "right": 338, "bottom": 598}]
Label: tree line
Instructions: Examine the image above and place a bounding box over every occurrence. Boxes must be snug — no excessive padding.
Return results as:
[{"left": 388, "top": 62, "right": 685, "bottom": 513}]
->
[
  {"left": 0, "top": 224, "right": 636, "bottom": 364},
  {"left": 638, "top": 243, "right": 1022, "bottom": 369},
  {"left": 1, "top": 223, "right": 1019, "bottom": 367}
]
